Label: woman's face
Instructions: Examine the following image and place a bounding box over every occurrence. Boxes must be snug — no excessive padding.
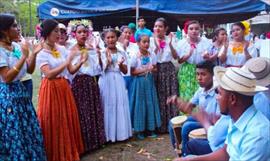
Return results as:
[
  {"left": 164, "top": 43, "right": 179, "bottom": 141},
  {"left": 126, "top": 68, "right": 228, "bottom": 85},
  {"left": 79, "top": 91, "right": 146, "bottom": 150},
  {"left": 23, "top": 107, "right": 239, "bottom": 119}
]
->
[
  {"left": 138, "top": 35, "right": 150, "bottom": 51},
  {"left": 153, "top": 21, "right": 166, "bottom": 37},
  {"left": 105, "top": 31, "right": 117, "bottom": 49},
  {"left": 47, "top": 26, "right": 60, "bottom": 43},
  {"left": 231, "top": 25, "right": 244, "bottom": 41},
  {"left": 75, "top": 25, "right": 88, "bottom": 45},
  {"left": 122, "top": 28, "right": 132, "bottom": 40},
  {"left": 217, "top": 30, "right": 227, "bottom": 43},
  {"left": 187, "top": 23, "right": 200, "bottom": 39},
  {"left": 6, "top": 20, "right": 20, "bottom": 42},
  {"left": 58, "top": 29, "right": 67, "bottom": 45}
]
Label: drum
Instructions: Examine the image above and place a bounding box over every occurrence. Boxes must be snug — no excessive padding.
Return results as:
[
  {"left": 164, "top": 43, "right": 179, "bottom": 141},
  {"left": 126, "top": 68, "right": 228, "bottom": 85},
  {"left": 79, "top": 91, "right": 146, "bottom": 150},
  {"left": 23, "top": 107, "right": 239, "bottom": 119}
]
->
[
  {"left": 188, "top": 128, "right": 207, "bottom": 140},
  {"left": 171, "top": 115, "right": 187, "bottom": 154}
]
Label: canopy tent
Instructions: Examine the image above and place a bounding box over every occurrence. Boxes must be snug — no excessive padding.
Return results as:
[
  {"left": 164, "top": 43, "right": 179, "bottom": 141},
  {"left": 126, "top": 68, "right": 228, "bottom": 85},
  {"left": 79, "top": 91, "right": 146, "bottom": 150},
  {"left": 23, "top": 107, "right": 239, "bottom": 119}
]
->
[{"left": 37, "top": 0, "right": 269, "bottom": 30}]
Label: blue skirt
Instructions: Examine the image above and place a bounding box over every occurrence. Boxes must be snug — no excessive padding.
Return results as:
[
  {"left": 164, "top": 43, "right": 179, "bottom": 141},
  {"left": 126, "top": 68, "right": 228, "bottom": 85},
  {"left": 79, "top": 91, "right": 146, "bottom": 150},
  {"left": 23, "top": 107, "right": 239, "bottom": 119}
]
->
[
  {"left": 0, "top": 81, "right": 46, "bottom": 161},
  {"left": 129, "top": 74, "right": 161, "bottom": 132}
]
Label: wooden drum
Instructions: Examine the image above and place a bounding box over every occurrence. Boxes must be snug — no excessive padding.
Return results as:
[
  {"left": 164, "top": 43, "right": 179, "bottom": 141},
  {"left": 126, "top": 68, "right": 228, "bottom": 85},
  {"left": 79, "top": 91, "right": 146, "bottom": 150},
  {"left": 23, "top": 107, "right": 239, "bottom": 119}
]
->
[
  {"left": 188, "top": 128, "right": 207, "bottom": 140},
  {"left": 171, "top": 115, "right": 187, "bottom": 154}
]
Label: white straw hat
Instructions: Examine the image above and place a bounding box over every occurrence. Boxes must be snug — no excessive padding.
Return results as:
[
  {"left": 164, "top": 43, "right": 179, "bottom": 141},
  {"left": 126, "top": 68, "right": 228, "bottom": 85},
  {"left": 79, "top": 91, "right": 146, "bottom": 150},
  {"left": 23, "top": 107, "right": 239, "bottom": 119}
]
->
[
  {"left": 214, "top": 66, "right": 268, "bottom": 96},
  {"left": 243, "top": 57, "right": 270, "bottom": 87}
]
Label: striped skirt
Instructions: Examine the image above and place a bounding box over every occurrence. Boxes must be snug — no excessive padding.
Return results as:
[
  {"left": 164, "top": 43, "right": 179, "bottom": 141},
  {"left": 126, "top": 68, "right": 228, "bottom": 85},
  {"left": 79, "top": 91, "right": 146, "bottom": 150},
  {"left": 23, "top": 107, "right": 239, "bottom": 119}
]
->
[
  {"left": 37, "top": 78, "right": 84, "bottom": 161},
  {"left": 129, "top": 74, "right": 161, "bottom": 132},
  {"left": 154, "top": 62, "right": 179, "bottom": 133},
  {"left": 0, "top": 81, "right": 46, "bottom": 161},
  {"left": 71, "top": 75, "right": 106, "bottom": 152}
]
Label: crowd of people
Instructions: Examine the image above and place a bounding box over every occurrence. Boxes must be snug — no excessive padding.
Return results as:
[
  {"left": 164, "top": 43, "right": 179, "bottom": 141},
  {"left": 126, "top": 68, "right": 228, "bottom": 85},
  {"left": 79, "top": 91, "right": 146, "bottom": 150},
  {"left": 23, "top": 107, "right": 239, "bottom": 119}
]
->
[{"left": 0, "top": 13, "right": 269, "bottom": 161}]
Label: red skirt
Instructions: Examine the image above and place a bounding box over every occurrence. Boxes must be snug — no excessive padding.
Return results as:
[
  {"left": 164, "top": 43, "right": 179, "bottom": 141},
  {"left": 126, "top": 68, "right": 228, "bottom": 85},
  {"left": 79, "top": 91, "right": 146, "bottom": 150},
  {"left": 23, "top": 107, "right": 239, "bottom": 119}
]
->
[{"left": 37, "top": 78, "right": 84, "bottom": 161}]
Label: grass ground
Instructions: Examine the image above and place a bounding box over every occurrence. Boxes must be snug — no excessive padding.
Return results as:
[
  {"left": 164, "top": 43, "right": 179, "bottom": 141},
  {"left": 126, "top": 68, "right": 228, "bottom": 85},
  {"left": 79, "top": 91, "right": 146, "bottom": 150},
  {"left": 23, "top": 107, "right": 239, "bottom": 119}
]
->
[{"left": 32, "top": 69, "right": 176, "bottom": 161}]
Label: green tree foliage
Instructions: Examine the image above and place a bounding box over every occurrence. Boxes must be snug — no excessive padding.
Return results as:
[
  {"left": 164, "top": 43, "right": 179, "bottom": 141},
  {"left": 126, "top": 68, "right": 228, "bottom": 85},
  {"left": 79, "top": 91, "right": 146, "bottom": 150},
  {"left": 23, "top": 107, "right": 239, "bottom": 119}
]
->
[
  {"left": 0, "top": 0, "right": 45, "bottom": 36},
  {"left": 0, "top": 0, "right": 19, "bottom": 16}
]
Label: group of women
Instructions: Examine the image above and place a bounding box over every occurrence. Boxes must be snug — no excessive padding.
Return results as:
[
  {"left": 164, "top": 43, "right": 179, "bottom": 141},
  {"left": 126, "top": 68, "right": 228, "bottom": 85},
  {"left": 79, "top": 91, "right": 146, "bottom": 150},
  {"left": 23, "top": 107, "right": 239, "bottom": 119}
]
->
[{"left": 0, "top": 13, "right": 257, "bottom": 160}]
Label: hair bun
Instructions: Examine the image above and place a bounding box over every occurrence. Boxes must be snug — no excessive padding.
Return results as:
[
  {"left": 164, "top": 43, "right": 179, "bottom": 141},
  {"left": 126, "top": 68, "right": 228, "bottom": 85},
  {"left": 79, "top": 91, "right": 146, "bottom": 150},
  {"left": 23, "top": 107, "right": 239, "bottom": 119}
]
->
[{"left": 40, "top": 19, "right": 59, "bottom": 39}]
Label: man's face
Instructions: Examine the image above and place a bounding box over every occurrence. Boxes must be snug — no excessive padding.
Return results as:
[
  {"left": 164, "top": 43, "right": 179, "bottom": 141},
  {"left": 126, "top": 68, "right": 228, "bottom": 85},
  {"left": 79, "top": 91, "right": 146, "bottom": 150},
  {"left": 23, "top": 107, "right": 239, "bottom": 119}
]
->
[
  {"left": 138, "top": 19, "right": 145, "bottom": 28},
  {"left": 196, "top": 68, "right": 213, "bottom": 88},
  {"left": 216, "top": 87, "right": 230, "bottom": 115}
]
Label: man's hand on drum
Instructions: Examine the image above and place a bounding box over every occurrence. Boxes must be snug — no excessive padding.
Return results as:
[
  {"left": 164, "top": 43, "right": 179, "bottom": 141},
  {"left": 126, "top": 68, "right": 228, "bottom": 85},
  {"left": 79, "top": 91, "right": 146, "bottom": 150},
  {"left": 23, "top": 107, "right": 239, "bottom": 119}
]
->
[
  {"left": 166, "top": 95, "right": 191, "bottom": 113},
  {"left": 167, "top": 95, "right": 184, "bottom": 110},
  {"left": 192, "top": 108, "right": 212, "bottom": 130},
  {"left": 208, "top": 113, "right": 221, "bottom": 125},
  {"left": 167, "top": 95, "right": 181, "bottom": 106}
]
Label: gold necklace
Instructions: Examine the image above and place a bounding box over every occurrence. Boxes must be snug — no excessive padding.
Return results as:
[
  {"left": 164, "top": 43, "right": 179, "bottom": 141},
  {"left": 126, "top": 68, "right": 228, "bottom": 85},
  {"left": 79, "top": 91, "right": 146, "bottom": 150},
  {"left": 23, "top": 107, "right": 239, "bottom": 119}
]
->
[{"left": 78, "top": 45, "right": 88, "bottom": 55}]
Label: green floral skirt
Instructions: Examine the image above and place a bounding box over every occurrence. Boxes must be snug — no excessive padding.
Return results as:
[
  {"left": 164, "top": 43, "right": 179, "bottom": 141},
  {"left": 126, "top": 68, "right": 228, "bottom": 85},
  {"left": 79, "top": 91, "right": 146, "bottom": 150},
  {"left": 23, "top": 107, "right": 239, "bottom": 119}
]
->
[{"left": 177, "top": 62, "right": 199, "bottom": 101}]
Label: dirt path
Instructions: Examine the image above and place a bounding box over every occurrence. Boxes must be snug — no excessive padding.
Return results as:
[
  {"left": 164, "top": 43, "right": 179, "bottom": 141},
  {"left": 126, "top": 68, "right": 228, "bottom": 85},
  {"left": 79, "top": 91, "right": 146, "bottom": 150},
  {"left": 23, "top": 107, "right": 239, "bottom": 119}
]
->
[{"left": 81, "top": 134, "right": 176, "bottom": 161}]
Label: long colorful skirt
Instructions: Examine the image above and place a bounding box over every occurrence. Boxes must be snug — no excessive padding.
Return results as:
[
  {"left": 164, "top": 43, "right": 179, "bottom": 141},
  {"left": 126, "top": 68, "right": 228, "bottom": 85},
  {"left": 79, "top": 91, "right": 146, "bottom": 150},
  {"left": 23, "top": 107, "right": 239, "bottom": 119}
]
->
[
  {"left": 129, "top": 74, "right": 161, "bottom": 132},
  {"left": 0, "top": 81, "right": 46, "bottom": 161},
  {"left": 98, "top": 71, "right": 132, "bottom": 142},
  {"left": 37, "top": 78, "right": 84, "bottom": 161},
  {"left": 71, "top": 75, "right": 106, "bottom": 152},
  {"left": 177, "top": 62, "right": 199, "bottom": 101},
  {"left": 155, "top": 62, "right": 179, "bottom": 133}
]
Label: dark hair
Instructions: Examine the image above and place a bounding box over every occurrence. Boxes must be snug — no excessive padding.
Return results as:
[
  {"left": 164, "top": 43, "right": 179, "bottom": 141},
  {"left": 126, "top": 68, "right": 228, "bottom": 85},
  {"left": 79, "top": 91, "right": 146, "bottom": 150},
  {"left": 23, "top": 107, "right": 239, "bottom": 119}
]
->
[
  {"left": 155, "top": 17, "right": 168, "bottom": 28},
  {"left": 231, "top": 22, "right": 245, "bottom": 31},
  {"left": 120, "top": 25, "right": 129, "bottom": 33},
  {"left": 196, "top": 61, "right": 215, "bottom": 75},
  {"left": 212, "top": 27, "right": 226, "bottom": 42},
  {"left": 136, "top": 34, "right": 149, "bottom": 42},
  {"left": 183, "top": 20, "right": 200, "bottom": 34},
  {"left": 101, "top": 28, "right": 119, "bottom": 41},
  {"left": 0, "top": 14, "right": 15, "bottom": 39},
  {"left": 73, "top": 24, "right": 88, "bottom": 33},
  {"left": 186, "top": 20, "right": 200, "bottom": 28},
  {"left": 40, "top": 19, "right": 59, "bottom": 39},
  {"left": 252, "top": 34, "right": 258, "bottom": 41},
  {"left": 138, "top": 16, "right": 145, "bottom": 21}
]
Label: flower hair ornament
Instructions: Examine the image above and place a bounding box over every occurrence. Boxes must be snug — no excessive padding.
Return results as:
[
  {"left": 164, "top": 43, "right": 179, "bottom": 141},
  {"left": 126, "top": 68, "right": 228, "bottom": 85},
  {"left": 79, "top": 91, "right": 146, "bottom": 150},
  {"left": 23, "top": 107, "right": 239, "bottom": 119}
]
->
[
  {"left": 241, "top": 21, "right": 250, "bottom": 36},
  {"left": 69, "top": 19, "right": 92, "bottom": 28},
  {"left": 183, "top": 20, "right": 190, "bottom": 34},
  {"left": 69, "top": 19, "right": 93, "bottom": 37}
]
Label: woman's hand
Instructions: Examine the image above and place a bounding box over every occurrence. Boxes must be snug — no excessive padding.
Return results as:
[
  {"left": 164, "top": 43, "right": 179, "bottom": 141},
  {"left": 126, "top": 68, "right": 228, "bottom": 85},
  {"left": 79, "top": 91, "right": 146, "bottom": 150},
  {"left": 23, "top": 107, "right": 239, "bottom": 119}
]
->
[
  {"left": 20, "top": 40, "right": 30, "bottom": 59},
  {"left": 118, "top": 56, "right": 125, "bottom": 66},
  {"left": 223, "top": 39, "right": 229, "bottom": 49},
  {"left": 169, "top": 32, "right": 174, "bottom": 46},
  {"left": 80, "top": 52, "right": 88, "bottom": 64},
  {"left": 202, "top": 51, "right": 210, "bottom": 60},
  {"left": 32, "top": 39, "right": 44, "bottom": 55},
  {"left": 243, "top": 41, "right": 249, "bottom": 52},
  {"left": 106, "top": 49, "right": 112, "bottom": 65},
  {"left": 154, "top": 35, "right": 161, "bottom": 54}
]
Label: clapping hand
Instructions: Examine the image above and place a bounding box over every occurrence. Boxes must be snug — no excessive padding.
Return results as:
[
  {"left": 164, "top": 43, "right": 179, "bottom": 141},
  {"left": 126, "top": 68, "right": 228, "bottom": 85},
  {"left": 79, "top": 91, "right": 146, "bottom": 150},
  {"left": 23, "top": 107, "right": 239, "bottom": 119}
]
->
[
  {"left": 118, "top": 56, "right": 125, "bottom": 66},
  {"left": 154, "top": 35, "right": 161, "bottom": 53},
  {"left": 169, "top": 32, "right": 174, "bottom": 46},
  {"left": 20, "top": 40, "right": 30, "bottom": 58},
  {"left": 202, "top": 51, "right": 210, "bottom": 60},
  {"left": 243, "top": 41, "right": 249, "bottom": 52},
  {"left": 106, "top": 49, "right": 112, "bottom": 65},
  {"left": 80, "top": 52, "right": 88, "bottom": 64},
  {"left": 32, "top": 39, "right": 44, "bottom": 55}
]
